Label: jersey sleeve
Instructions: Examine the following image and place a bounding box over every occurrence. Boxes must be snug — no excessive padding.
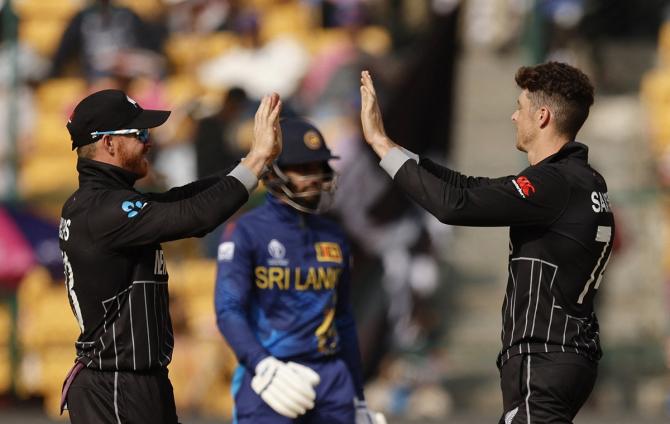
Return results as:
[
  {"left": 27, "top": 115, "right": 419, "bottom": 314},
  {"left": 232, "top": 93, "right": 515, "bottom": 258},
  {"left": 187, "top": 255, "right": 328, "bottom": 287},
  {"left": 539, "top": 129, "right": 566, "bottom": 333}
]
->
[
  {"left": 214, "top": 221, "right": 269, "bottom": 371},
  {"left": 419, "top": 157, "right": 512, "bottom": 188},
  {"left": 335, "top": 246, "right": 365, "bottom": 399},
  {"left": 88, "top": 174, "right": 249, "bottom": 249},
  {"left": 393, "top": 159, "right": 570, "bottom": 227}
]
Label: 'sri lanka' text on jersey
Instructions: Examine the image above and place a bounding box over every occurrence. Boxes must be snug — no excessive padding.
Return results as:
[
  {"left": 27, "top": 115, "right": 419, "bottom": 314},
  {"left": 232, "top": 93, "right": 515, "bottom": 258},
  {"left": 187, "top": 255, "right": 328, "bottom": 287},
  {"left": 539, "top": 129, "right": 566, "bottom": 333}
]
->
[{"left": 254, "top": 266, "right": 342, "bottom": 290}]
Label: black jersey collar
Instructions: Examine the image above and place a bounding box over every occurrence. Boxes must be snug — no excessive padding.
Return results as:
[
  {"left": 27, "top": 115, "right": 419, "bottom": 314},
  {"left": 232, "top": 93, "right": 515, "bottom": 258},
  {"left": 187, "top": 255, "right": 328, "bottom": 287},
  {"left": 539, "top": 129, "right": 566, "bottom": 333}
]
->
[
  {"left": 77, "top": 158, "right": 140, "bottom": 189},
  {"left": 540, "top": 141, "right": 589, "bottom": 165}
]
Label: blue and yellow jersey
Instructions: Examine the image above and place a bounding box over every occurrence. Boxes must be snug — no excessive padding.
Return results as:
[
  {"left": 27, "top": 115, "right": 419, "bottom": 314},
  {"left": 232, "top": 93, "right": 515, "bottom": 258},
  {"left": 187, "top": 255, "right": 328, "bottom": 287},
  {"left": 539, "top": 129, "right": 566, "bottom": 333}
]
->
[{"left": 215, "top": 194, "right": 364, "bottom": 397}]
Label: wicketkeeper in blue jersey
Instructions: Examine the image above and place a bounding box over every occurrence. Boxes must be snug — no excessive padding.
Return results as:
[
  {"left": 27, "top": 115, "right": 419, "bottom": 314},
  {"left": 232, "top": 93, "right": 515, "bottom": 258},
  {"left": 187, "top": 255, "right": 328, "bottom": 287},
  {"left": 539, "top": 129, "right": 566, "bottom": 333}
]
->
[{"left": 215, "top": 117, "right": 386, "bottom": 424}]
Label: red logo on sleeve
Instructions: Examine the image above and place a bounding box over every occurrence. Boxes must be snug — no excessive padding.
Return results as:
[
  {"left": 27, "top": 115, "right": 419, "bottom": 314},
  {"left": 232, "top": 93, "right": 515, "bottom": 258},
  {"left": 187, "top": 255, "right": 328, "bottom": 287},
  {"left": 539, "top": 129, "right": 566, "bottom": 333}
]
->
[{"left": 514, "top": 176, "right": 536, "bottom": 198}]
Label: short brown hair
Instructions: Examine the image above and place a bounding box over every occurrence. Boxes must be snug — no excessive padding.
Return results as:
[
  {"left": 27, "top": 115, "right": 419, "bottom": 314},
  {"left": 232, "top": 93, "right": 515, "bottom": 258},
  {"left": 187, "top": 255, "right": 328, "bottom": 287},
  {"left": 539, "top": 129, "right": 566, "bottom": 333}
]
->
[
  {"left": 76, "top": 141, "right": 98, "bottom": 159},
  {"left": 515, "top": 62, "right": 594, "bottom": 139}
]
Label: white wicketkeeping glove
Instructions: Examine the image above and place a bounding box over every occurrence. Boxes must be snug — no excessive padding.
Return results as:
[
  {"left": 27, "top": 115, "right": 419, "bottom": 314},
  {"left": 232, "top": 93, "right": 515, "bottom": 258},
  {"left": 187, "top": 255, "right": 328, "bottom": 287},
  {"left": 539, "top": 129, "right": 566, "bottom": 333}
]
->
[
  {"left": 251, "top": 357, "right": 321, "bottom": 418},
  {"left": 354, "top": 398, "right": 387, "bottom": 424}
]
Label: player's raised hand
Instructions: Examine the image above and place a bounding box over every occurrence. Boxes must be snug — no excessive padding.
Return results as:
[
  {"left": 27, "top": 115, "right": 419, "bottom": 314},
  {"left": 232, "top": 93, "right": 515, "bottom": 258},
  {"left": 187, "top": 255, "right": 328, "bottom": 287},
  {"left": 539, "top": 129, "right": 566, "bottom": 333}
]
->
[
  {"left": 360, "top": 71, "right": 394, "bottom": 157},
  {"left": 243, "top": 93, "right": 283, "bottom": 176},
  {"left": 254, "top": 93, "right": 282, "bottom": 161}
]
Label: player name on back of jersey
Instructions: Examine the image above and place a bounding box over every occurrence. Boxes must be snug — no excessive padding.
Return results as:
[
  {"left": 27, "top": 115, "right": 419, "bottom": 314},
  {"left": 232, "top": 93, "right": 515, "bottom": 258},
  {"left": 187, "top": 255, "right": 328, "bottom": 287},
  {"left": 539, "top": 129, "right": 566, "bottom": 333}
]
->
[
  {"left": 591, "top": 191, "right": 611, "bottom": 213},
  {"left": 59, "top": 217, "right": 71, "bottom": 241},
  {"left": 254, "top": 266, "right": 342, "bottom": 291}
]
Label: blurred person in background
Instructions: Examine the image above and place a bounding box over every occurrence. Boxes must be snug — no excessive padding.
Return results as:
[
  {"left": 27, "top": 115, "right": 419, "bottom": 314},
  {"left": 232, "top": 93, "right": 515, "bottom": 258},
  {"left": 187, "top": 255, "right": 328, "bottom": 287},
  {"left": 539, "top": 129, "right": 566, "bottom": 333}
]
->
[
  {"left": 196, "top": 4, "right": 310, "bottom": 99},
  {"left": 0, "top": 3, "right": 49, "bottom": 200},
  {"left": 48, "top": 0, "right": 165, "bottom": 82},
  {"left": 214, "top": 117, "right": 385, "bottom": 423},
  {"left": 58, "top": 89, "right": 281, "bottom": 423},
  {"left": 166, "top": 0, "right": 249, "bottom": 35},
  {"left": 360, "top": 61, "right": 614, "bottom": 423},
  {"left": 193, "top": 86, "right": 252, "bottom": 257},
  {"left": 308, "top": 5, "right": 457, "bottom": 417},
  {"left": 194, "top": 87, "right": 250, "bottom": 180}
]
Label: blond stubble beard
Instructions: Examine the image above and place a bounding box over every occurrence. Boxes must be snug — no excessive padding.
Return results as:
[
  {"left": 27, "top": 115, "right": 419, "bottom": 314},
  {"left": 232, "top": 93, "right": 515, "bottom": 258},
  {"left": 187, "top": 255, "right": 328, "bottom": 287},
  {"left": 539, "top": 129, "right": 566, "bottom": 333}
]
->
[{"left": 118, "top": 145, "right": 149, "bottom": 178}]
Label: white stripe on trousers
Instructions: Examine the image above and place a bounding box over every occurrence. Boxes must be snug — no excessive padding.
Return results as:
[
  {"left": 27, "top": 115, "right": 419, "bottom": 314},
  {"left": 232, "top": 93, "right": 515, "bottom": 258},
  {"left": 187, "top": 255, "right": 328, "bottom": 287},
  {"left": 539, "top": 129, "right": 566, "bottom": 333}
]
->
[
  {"left": 114, "top": 371, "right": 121, "bottom": 424},
  {"left": 525, "top": 356, "right": 532, "bottom": 424}
]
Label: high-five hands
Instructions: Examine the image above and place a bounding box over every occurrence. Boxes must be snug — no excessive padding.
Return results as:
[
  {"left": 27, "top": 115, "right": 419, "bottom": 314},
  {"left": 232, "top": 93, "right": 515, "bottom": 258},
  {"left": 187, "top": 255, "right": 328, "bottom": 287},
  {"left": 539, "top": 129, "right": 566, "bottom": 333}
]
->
[
  {"left": 251, "top": 357, "right": 321, "bottom": 418},
  {"left": 360, "top": 70, "right": 395, "bottom": 158},
  {"left": 243, "top": 93, "right": 283, "bottom": 177}
]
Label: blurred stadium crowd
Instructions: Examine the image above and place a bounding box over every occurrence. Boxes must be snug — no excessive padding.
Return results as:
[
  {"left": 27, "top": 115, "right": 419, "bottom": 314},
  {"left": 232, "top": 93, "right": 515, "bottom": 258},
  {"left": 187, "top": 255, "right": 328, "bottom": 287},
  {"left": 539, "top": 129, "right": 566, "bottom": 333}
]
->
[{"left": 0, "top": 0, "right": 669, "bottom": 421}]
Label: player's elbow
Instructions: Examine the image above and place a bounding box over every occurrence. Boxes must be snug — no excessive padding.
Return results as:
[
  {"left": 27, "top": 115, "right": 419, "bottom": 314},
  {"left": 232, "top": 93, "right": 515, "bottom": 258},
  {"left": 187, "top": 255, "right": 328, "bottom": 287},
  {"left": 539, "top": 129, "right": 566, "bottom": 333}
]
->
[{"left": 215, "top": 299, "right": 245, "bottom": 332}]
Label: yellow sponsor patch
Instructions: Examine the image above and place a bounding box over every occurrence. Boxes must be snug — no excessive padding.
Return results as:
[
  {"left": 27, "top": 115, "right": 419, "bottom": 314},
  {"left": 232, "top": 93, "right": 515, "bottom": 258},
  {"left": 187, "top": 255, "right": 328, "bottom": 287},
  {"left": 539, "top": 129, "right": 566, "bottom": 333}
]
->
[{"left": 315, "top": 242, "right": 342, "bottom": 263}]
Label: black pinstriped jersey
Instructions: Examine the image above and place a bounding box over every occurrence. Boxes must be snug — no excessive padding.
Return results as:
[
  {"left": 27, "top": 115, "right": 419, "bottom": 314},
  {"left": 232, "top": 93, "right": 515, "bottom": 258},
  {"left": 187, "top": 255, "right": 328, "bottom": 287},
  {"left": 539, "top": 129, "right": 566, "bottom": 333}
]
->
[
  {"left": 390, "top": 142, "right": 614, "bottom": 365},
  {"left": 59, "top": 158, "right": 248, "bottom": 371}
]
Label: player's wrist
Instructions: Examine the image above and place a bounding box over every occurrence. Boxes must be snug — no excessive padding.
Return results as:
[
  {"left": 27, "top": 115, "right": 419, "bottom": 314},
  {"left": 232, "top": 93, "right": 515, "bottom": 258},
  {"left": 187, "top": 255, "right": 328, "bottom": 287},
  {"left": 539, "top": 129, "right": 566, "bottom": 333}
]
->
[
  {"left": 371, "top": 136, "right": 394, "bottom": 158},
  {"left": 253, "top": 356, "right": 276, "bottom": 374},
  {"left": 241, "top": 151, "right": 271, "bottom": 177}
]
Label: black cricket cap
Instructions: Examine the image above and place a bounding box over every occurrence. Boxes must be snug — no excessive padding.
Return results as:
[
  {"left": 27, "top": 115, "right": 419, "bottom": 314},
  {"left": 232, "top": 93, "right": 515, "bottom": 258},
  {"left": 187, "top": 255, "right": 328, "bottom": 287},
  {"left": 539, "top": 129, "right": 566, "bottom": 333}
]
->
[
  {"left": 66, "top": 89, "right": 171, "bottom": 150},
  {"left": 277, "top": 118, "right": 339, "bottom": 167}
]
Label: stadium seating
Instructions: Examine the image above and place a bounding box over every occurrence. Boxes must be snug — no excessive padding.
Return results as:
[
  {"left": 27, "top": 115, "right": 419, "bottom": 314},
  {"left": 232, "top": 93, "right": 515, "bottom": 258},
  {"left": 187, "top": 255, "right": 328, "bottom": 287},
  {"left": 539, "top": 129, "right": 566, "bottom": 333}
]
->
[
  {"left": 14, "top": 0, "right": 82, "bottom": 20},
  {"left": 165, "top": 32, "right": 240, "bottom": 74}
]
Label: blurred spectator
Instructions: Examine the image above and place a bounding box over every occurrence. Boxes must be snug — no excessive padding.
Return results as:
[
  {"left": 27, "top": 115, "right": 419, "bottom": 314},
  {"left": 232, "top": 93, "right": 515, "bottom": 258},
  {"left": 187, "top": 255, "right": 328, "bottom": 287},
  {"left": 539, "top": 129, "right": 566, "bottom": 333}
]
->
[
  {"left": 49, "top": 0, "right": 165, "bottom": 81},
  {"left": 0, "top": 4, "right": 48, "bottom": 201},
  {"left": 194, "top": 87, "right": 249, "bottom": 179},
  {"left": 298, "top": 30, "right": 366, "bottom": 111},
  {"left": 193, "top": 87, "right": 251, "bottom": 257},
  {"left": 166, "top": 0, "right": 254, "bottom": 35},
  {"left": 319, "top": 0, "right": 368, "bottom": 28},
  {"left": 197, "top": 3, "right": 310, "bottom": 98}
]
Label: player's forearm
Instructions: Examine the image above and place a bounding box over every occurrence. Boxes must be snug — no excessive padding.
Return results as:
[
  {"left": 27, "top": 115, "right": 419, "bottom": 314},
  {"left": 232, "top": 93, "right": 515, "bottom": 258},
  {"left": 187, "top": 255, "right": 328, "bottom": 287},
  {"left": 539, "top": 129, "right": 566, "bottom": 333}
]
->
[
  {"left": 419, "top": 158, "right": 511, "bottom": 188},
  {"left": 216, "top": 308, "right": 269, "bottom": 371}
]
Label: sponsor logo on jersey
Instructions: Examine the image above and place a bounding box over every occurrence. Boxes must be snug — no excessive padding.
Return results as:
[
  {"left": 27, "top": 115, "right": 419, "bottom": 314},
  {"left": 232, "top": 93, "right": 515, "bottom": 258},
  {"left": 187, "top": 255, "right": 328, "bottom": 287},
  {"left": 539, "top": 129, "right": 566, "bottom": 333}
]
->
[
  {"left": 218, "top": 241, "right": 235, "bottom": 261},
  {"left": 254, "top": 266, "right": 342, "bottom": 291},
  {"left": 268, "top": 239, "right": 288, "bottom": 266},
  {"left": 315, "top": 242, "right": 342, "bottom": 263},
  {"left": 121, "top": 200, "right": 147, "bottom": 218},
  {"left": 512, "top": 176, "right": 535, "bottom": 199},
  {"left": 591, "top": 191, "right": 611, "bottom": 213}
]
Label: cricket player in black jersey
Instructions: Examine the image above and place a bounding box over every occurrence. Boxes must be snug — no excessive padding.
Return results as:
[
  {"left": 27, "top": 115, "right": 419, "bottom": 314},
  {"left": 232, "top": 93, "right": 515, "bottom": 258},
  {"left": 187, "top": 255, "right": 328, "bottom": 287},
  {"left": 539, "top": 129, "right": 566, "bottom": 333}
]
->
[
  {"left": 58, "top": 89, "right": 282, "bottom": 423},
  {"left": 360, "top": 63, "right": 614, "bottom": 423}
]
